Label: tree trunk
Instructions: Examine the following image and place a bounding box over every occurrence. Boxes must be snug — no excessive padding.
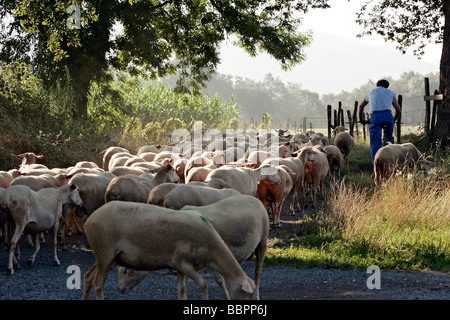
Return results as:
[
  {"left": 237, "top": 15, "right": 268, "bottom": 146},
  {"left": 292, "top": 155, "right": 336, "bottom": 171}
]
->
[{"left": 433, "top": 0, "right": 450, "bottom": 147}]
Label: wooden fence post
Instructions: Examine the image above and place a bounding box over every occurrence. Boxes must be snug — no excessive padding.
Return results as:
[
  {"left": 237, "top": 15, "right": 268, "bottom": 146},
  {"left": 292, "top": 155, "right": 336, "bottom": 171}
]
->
[
  {"left": 347, "top": 110, "right": 353, "bottom": 136},
  {"left": 353, "top": 101, "right": 359, "bottom": 140},
  {"left": 431, "top": 89, "right": 439, "bottom": 131},
  {"left": 424, "top": 77, "right": 431, "bottom": 132},
  {"left": 397, "top": 95, "right": 402, "bottom": 144},
  {"left": 327, "top": 105, "right": 332, "bottom": 139}
]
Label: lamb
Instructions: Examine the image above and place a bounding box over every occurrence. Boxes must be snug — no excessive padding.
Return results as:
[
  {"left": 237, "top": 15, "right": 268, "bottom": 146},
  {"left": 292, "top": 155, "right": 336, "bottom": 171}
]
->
[
  {"left": 205, "top": 164, "right": 281, "bottom": 196},
  {"left": 333, "top": 126, "right": 354, "bottom": 168},
  {"left": 1, "top": 184, "right": 83, "bottom": 274},
  {"left": 162, "top": 184, "right": 240, "bottom": 209},
  {"left": 118, "top": 195, "right": 269, "bottom": 299},
  {"left": 256, "top": 165, "right": 293, "bottom": 228},
  {"left": 82, "top": 201, "right": 256, "bottom": 300},
  {"left": 373, "top": 143, "right": 436, "bottom": 187},
  {"left": 303, "top": 147, "right": 330, "bottom": 208}
]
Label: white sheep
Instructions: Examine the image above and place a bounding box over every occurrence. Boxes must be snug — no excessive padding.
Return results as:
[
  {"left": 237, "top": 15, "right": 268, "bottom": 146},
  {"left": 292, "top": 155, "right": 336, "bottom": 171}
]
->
[
  {"left": 10, "top": 174, "right": 69, "bottom": 191},
  {"left": 17, "top": 152, "right": 48, "bottom": 173},
  {"left": 205, "top": 164, "right": 281, "bottom": 196},
  {"left": 333, "top": 126, "right": 354, "bottom": 168},
  {"left": 82, "top": 201, "right": 256, "bottom": 300},
  {"left": 101, "top": 146, "right": 130, "bottom": 171},
  {"left": 323, "top": 145, "right": 344, "bottom": 182},
  {"left": 163, "top": 184, "right": 240, "bottom": 209},
  {"left": 374, "top": 143, "right": 436, "bottom": 187},
  {"left": 1, "top": 184, "right": 83, "bottom": 274},
  {"left": 118, "top": 195, "right": 269, "bottom": 299}
]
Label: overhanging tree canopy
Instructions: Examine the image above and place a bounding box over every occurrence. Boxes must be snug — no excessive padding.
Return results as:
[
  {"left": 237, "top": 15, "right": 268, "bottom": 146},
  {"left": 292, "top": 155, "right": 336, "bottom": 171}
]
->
[{"left": 0, "top": 0, "right": 329, "bottom": 119}]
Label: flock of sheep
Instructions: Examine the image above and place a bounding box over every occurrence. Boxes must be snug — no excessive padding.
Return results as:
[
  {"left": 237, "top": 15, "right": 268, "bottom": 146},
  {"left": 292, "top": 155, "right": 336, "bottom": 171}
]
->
[{"left": 0, "top": 126, "right": 434, "bottom": 300}]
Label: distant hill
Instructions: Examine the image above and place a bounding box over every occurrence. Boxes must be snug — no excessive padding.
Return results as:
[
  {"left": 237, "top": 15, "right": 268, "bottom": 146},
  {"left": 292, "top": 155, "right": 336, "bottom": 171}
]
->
[{"left": 217, "top": 32, "right": 439, "bottom": 95}]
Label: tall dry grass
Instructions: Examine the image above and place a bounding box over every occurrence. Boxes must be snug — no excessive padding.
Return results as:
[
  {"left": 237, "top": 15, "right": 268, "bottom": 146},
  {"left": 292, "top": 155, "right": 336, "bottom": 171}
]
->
[{"left": 321, "top": 170, "right": 450, "bottom": 257}]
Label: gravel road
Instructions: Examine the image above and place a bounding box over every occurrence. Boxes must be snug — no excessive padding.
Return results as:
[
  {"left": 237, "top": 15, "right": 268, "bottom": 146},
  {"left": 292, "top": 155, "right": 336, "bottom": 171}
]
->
[{"left": 0, "top": 232, "right": 448, "bottom": 301}]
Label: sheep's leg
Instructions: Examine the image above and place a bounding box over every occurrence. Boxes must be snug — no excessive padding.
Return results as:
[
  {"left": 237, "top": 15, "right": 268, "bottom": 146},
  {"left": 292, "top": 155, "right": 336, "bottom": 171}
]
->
[
  {"left": 82, "top": 263, "right": 97, "bottom": 300},
  {"left": 176, "top": 272, "right": 188, "bottom": 300},
  {"left": 51, "top": 224, "right": 61, "bottom": 266},
  {"left": 59, "top": 205, "right": 73, "bottom": 245},
  {"left": 213, "top": 271, "right": 230, "bottom": 300},
  {"left": 7, "top": 223, "right": 25, "bottom": 275},
  {"left": 177, "top": 262, "right": 208, "bottom": 300},
  {"left": 254, "top": 241, "right": 266, "bottom": 300},
  {"left": 27, "top": 233, "right": 40, "bottom": 267},
  {"left": 92, "top": 263, "right": 110, "bottom": 300}
]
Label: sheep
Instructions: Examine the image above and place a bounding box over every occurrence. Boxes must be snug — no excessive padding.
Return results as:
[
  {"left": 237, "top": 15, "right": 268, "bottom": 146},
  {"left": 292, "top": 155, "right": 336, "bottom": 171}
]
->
[
  {"left": 10, "top": 174, "right": 69, "bottom": 191},
  {"left": 101, "top": 146, "right": 130, "bottom": 171},
  {"left": 184, "top": 152, "right": 224, "bottom": 178},
  {"left": 205, "top": 164, "right": 281, "bottom": 196},
  {"left": 303, "top": 147, "right": 330, "bottom": 208},
  {"left": 323, "top": 145, "right": 344, "bottom": 182},
  {"left": 163, "top": 184, "right": 240, "bottom": 209},
  {"left": 173, "top": 158, "right": 188, "bottom": 183},
  {"left": 0, "top": 171, "right": 14, "bottom": 188},
  {"left": 333, "top": 126, "right": 354, "bottom": 168},
  {"left": 373, "top": 143, "right": 436, "bottom": 187},
  {"left": 118, "top": 195, "right": 269, "bottom": 299},
  {"left": 108, "top": 153, "right": 135, "bottom": 171},
  {"left": 105, "top": 175, "right": 152, "bottom": 203},
  {"left": 109, "top": 166, "right": 148, "bottom": 176},
  {"left": 105, "top": 164, "right": 180, "bottom": 203},
  {"left": 147, "top": 182, "right": 180, "bottom": 206},
  {"left": 138, "top": 152, "right": 157, "bottom": 162},
  {"left": 246, "top": 150, "right": 275, "bottom": 168},
  {"left": 17, "top": 152, "right": 48, "bottom": 173},
  {"left": 184, "top": 164, "right": 216, "bottom": 183},
  {"left": 1, "top": 184, "right": 83, "bottom": 274},
  {"left": 59, "top": 172, "right": 115, "bottom": 245},
  {"left": 256, "top": 165, "right": 293, "bottom": 228},
  {"left": 137, "top": 145, "right": 160, "bottom": 156},
  {"left": 82, "top": 201, "right": 256, "bottom": 300}
]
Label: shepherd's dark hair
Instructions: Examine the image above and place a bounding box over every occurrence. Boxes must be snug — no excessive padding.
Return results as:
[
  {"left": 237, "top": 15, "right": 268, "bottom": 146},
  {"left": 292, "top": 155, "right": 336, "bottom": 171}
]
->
[{"left": 376, "top": 79, "right": 390, "bottom": 88}]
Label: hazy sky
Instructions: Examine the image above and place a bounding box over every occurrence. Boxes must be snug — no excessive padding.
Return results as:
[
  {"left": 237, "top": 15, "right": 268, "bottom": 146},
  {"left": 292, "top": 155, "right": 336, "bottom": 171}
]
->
[{"left": 216, "top": 0, "right": 442, "bottom": 95}]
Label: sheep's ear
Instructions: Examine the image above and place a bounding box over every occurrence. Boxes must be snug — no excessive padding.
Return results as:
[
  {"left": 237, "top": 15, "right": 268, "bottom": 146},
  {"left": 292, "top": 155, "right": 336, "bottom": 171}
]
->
[
  {"left": 241, "top": 280, "right": 254, "bottom": 294},
  {"left": 70, "top": 184, "right": 77, "bottom": 190},
  {"left": 166, "top": 164, "right": 173, "bottom": 170},
  {"left": 36, "top": 155, "right": 44, "bottom": 159}
]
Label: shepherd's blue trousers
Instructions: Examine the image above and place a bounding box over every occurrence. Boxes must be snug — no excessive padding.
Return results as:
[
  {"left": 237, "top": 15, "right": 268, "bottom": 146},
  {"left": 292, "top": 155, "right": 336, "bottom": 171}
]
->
[{"left": 369, "top": 110, "right": 394, "bottom": 163}]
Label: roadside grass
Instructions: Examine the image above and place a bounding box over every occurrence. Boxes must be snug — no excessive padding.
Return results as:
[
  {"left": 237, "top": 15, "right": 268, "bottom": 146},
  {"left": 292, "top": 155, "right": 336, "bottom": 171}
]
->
[{"left": 265, "top": 140, "right": 450, "bottom": 272}]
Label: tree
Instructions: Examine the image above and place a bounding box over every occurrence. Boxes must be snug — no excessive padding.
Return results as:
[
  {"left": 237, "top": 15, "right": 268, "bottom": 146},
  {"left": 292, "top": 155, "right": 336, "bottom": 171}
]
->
[
  {"left": 355, "top": 0, "right": 450, "bottom": 146},
  {"left": 0, "top": 0, "right": 328, "bottom": 119}
]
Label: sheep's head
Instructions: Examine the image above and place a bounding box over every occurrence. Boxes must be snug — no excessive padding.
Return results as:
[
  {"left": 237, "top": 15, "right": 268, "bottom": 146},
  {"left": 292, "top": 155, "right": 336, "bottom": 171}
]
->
[
  {"left": 69, "top": 184, "right": 83, "bottom": 208},
  {"left": 227, "top": 276, "right": 257, "bottom": 300}
]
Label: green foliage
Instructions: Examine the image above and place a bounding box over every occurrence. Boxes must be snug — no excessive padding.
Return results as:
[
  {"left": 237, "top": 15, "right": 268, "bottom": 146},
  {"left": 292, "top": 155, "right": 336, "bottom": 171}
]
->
[
  {"left": 87, "top": 76, "right": 240, "bottom": 151},
  {"left": 0, "top": 0, "right": 319, "bottom": 119}
]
